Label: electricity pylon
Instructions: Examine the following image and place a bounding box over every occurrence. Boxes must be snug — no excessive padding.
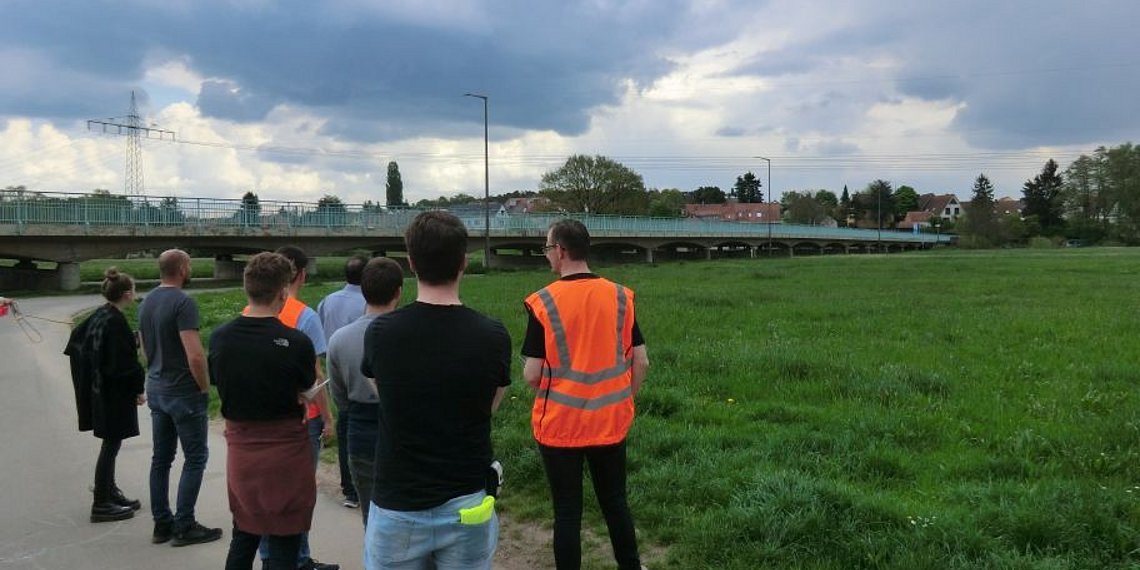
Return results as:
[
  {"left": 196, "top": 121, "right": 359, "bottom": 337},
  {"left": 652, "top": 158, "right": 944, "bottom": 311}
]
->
[{"left": 87, "top": 91, "right": 175, "bottom": 196}]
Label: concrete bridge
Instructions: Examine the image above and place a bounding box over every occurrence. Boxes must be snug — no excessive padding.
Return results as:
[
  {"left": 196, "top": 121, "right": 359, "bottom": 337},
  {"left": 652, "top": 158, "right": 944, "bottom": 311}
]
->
[{"left": 0, "top": 190, "right": 952, "bottom": 290}]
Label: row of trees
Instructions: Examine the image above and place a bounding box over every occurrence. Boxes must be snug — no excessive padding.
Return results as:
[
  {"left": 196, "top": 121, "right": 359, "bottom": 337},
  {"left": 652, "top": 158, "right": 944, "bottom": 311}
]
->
[{"left": 954, "top": 143, "right": 1140, "bottom": 247}]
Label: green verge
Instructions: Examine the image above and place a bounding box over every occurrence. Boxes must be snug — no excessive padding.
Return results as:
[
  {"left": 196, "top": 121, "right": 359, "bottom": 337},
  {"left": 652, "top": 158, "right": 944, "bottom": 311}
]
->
[{"left": 118, "top": 248, "right": 1140, "bottom": 568}]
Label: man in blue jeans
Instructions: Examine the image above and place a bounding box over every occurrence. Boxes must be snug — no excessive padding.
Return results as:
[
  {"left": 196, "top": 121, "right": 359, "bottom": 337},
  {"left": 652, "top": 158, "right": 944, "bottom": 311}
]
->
[
  {"left": 360, "top": 212, "right": 511, "bottom": 569},
  {"left": 137, "top": 249, "right": 222, "bottom": 547}
]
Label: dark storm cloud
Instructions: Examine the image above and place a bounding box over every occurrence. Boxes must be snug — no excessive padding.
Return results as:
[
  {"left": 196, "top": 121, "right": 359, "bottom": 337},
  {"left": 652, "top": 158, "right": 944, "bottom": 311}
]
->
[
  {"left": 724, "top": 1, "right": 1140, "bottom": 149},
  {"left": 196, "top": 80, "right": 279, "bottom": 122},
  {"left": 0, "top": 0, "right": 735, "bottom": 140}
]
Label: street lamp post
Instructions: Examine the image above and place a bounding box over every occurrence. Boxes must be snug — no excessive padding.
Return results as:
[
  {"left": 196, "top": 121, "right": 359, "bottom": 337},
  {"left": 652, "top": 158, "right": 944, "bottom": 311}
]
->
[
  {"left": 753, "top": 156, "right": 772, "bottom": 256},
  {"left": 877, "top": 185, "right": 882, "bottom": 253},
  {"left": 464, "top": 93, "right": 490, "bottom": 269}
]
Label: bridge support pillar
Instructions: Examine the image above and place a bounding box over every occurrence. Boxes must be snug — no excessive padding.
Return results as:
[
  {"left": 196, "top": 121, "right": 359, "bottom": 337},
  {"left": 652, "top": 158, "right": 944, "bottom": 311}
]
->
[
  {"left": 305, "top": 258, "right": 318, "bottom": 277},
  {"left": 214, "top": 255, "right": 246, "bottom": 280},
  {"left": 750, "top": 247, "right": 756, "bottom": 259},
  {"left": 645, "top": 248, "right": 654, "bottom": 264},
  {"left": 58, "top": 262, "right": 81, "bottom": 291},
  {"left": 0, "top": 260, "right": 80, "bottom": 291},
  {"left": 705, "top": 247, "right": 713, "bottom": 260}
]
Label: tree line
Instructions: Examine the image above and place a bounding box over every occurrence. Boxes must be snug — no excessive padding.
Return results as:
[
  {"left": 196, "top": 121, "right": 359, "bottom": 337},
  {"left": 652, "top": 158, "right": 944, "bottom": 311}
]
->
[{"left": 7, "top": 142, "right": 1138, "bottom": 246}]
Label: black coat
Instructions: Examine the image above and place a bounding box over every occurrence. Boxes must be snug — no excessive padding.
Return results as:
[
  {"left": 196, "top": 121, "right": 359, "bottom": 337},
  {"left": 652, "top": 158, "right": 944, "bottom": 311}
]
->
[{"left": 64, "top": 304, "right": 145, "bottom": 440}]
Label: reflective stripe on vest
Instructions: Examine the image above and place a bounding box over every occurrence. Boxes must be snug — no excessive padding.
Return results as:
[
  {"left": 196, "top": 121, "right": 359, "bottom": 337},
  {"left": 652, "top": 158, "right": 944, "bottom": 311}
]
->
[{"left": 533, "top": 282, "right": 632, "bottom": 409}]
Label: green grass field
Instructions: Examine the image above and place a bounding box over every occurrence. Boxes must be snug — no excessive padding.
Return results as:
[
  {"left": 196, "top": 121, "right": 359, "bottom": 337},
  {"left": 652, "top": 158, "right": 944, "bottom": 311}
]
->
[{"left": 119, "top": 248, "right": 1140, "bottom": 568}]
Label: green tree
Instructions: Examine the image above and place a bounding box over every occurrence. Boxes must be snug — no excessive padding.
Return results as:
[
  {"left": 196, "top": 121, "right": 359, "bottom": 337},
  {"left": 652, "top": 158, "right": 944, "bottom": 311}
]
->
[
  {"left": 814, "top": 190, "right": 838, "bottom": 210},
  {"left": 838, "top": 185, "right": 852, "bottom": 226},
  {"left": 893, "top": 185, "right": 919, "bottom": 218},
  {"left": 854, "top": 180, "right": 894, "bottom": 228},
  {"left": 689, "top": 186, "right": 726, "bottom": 204},
  {"left": 648, "top": 188, "right": 686, "bottom": 217},
  {"left": 732, "top": 172, "right": 763, "bottom": 203},
  {"left": 239, "top": 191, "right": 260, "bottom": 226},
  {"left": 386, "top": 161, "right": 404, "bottom": 207},
  {"left": 313, "top": 194, "right": 347, "bottom": 226},
  {"left": 1100, "top": 143, "right": 1140, "bottom": 244},
  {"left": 961, "top": 174, "right": 998, "bottom": 247},
  {"left": 539, "top": 154, "right": 649, "bottom": 215},
  {"left": 1021, "top": 159, "right": 1065, "bottom": 236},
  {"left": 781, "top": 191, "right": 829, "bottom": 224}
]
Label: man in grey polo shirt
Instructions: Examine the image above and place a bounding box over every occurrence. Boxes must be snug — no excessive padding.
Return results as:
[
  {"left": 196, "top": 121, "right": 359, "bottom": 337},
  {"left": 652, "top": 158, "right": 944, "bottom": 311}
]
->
[{"left": 325, "top": 257, "right": 403, "bottom": 526}]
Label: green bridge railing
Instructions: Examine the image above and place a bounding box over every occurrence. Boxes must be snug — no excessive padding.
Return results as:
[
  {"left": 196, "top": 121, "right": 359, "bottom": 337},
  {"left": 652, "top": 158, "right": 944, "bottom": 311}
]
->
[{"left": 0, "top": 189, "right": 952, "bottom": 244}]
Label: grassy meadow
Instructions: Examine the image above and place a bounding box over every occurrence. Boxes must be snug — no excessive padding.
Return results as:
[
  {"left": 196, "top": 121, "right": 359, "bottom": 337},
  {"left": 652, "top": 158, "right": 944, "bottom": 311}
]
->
[{"left": 118, "top": 248, "right": 1140, "bottom": 568}]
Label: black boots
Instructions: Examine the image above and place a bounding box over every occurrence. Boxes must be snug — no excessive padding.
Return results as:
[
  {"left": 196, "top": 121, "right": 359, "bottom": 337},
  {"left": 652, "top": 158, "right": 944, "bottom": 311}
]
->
[
  {"left": 111, "top": 487, "right": 142, "bottom": 511},
  {"left": 91, "top": 501, "right": 134, "bottom": 523},
  {"left": 90, "top": 486, "right": 140, "bottom": 523}
]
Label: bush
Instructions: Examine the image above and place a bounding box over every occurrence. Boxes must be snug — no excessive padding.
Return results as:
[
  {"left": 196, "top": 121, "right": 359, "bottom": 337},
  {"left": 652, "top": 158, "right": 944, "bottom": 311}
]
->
[{"left": 1028, "top": 236, "right": 1056, "bottom": 249}]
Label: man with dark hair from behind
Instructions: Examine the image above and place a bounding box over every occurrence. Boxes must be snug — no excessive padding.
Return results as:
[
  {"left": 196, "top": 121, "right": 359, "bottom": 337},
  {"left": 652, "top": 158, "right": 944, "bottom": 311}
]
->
[
  {"left": 211, "top": 252, "right": 318, "bottom": 570},
  {"left": 138, "top": 249, "right": 222, "bottom": 546},
  {"left": 326, "top": 257, "right": 403, "bottom": 527},
  {"left": 361, "top": 211, "right": 511, "bottom": 569},
  {"left": 318, "top": 254, "right": 369, "bottom": 509},
  {"left": 523, "top": 219, "right": 650, "bottom": 570}
]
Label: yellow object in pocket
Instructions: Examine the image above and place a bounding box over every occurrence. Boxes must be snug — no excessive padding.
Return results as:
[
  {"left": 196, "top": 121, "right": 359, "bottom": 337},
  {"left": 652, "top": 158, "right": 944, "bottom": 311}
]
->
[{"left": 458, "top": 496, "right": 495, "bottom": 525}]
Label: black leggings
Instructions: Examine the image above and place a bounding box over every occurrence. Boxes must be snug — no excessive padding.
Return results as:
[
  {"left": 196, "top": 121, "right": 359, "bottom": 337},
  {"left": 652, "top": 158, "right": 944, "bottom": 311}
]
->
[
  {"left": 93, "top": 438, "right": 122, "bottom": 503},
  {"left": 539, "top": 441, "right": 641, "bottom": 570},
  {"left": 225, "top": 526, "right": 301, "bottom": 570}
]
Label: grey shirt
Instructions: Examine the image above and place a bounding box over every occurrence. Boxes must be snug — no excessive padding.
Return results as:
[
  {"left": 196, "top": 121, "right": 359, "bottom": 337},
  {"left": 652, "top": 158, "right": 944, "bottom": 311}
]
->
[
  {"left": 326, "top": 313, "right": 380, "bottom": 410},
  {"left": 138, "top": 286, "right": 200, "bottom": 396}
]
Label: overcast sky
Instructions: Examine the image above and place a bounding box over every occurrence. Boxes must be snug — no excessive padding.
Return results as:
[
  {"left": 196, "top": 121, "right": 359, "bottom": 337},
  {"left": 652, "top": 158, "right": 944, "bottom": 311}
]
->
[{"left": 1, "top": 0, "right": 1136, "bottom": 205}]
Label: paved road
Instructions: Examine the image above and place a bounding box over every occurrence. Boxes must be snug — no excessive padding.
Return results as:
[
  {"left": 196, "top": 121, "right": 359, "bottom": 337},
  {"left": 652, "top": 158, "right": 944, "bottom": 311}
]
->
[{"left": 0, "top": 295, "right": 367, "bottom": 570}]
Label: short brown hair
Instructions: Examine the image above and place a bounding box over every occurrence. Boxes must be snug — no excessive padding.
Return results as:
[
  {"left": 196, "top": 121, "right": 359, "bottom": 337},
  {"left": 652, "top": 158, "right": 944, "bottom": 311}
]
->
[
  {"left": 158, "top": 249, "right": 189, "bottom": 279},
  {"left": 549, "top": 219, "right": 590, "bottom": 261},
  {"left": 244, "top": 252, "right": 294, "bottom": 306},
  {"left": 361, "top": 257, "right": 404, "bottom": 306},
  {"left": 100, "top": 267, "right": 134, "bottom": 303},
  {"left": 405, "top": 211, "right": 467, "bottom": 285}
]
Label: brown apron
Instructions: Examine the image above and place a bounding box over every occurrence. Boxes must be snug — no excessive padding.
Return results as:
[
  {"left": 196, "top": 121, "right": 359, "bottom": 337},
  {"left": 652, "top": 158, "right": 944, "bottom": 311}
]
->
[{"left": 225, "top": 418, "right": 316, "bottom": 535}]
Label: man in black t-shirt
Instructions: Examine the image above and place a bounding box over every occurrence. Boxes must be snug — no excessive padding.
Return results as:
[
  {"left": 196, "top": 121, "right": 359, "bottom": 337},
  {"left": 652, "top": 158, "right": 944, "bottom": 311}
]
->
[
  {"left": 209, "top": 252, "right": 319, "bottom": 570},
  {"left": 360, "top": 211, "right": 511, "bottom": 570}
]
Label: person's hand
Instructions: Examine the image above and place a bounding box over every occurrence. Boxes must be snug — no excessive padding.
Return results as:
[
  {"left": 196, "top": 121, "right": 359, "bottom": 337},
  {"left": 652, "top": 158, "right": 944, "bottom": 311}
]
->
[
  {"left": 321, "top": 418, "right": 333, "bottom": 440},
  {"left": 136, "top": 394, "right": 146, "bottom": 406}
]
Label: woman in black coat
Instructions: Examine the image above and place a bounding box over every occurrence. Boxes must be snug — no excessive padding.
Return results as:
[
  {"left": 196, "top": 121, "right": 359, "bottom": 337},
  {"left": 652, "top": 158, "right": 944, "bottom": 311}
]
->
[{"left": 66, "top": 268, "right": 145, "bottom": 523}]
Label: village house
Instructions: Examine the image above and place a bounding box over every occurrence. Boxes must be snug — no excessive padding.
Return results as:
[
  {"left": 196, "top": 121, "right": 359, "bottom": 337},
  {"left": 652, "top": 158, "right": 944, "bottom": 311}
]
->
[{"left": 683, "top": 202, "right": 781, "bottom": 223}]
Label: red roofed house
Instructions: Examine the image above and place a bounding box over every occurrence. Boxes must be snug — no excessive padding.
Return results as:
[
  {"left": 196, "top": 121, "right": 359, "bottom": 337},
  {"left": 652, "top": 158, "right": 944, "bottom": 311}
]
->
[
  {"left": 896, "top": 193, "right": 962, "bottom": 229},
  {"left": 684, "top": 202, "right": 781, "bottom": 223}
]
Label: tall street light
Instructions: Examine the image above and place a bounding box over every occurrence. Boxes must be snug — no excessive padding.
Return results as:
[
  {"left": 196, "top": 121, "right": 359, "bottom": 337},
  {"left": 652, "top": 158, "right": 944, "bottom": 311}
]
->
[
  {"left": 753, "top": 156, "right": 772, "bottom": 256},
  {"left": 464, "top": 93, "right": 490, "bottom": 269}
]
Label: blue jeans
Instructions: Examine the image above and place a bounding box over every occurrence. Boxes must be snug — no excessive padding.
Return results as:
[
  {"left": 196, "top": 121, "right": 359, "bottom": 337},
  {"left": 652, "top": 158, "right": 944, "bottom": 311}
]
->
[
  {"left": 259, "top": 416, "right": 320, "bottom": 563},
  {"left": 148, "top": 391, "right": 209, "bottom": 530},
  {"left": 364, "top": 491, "right": 498, "bottom": 570}
]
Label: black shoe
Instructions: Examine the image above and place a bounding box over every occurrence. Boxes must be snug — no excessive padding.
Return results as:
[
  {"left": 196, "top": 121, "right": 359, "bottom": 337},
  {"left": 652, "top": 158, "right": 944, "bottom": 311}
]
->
[
  {"left": 152, "top": 521, "right": 173, "bottom": 544},
  {"left": 171, "top": 521, "right": 223, "bottom": 547},
  {"left": 298, "top": 558, "right": 340, "bottom": 570},
  {"left": 91, "top": 502, "right": 134, "bottom": 523},
  {"left": 111, "top": 488, "right": 142, "bottom": 511}
]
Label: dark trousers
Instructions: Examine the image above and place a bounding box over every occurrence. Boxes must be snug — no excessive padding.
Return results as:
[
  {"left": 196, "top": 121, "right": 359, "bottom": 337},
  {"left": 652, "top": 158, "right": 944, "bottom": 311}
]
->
[
  {"left": 336, "top": 410, "right": 356, "bottom": 500},
  {"left": 226, "top": 526, "right": 301, "bottom": 570},
  {"left": 539, "top": 440, "right": 641, "bottom": 570},
  {"left": 93, "top": 438, "right": 122, "bottom": 503}
]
